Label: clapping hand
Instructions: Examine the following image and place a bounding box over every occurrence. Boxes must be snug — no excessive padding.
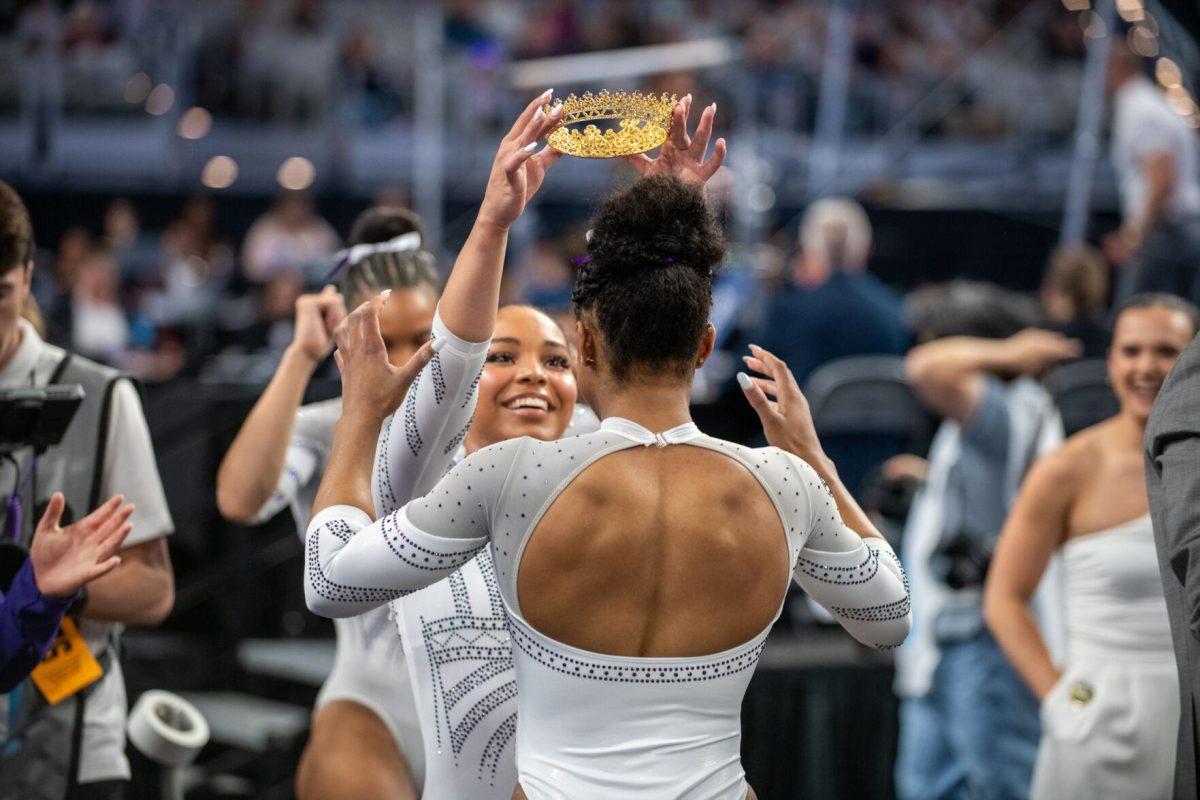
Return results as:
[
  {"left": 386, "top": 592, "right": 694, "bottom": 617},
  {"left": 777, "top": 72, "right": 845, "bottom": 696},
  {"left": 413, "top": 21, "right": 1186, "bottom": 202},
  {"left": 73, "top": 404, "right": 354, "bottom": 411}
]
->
[
  {"left": 30, "top": 493, "right": 134, "bottom": 599},
  {"left": 332, "top": 293, "right": 439, "bottom": 422},
  {"left": 477, "top": 90, "right": 566, "bottom": 230},
  {"left": 624, "top": 95, "right": 727, "bottom": 187}
]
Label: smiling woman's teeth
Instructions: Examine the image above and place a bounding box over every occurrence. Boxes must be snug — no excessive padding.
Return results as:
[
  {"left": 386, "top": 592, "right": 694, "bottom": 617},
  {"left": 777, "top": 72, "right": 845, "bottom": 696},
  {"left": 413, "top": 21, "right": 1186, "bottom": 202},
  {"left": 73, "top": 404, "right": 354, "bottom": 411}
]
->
[{"left": 507, "top": 397, "right": 549, "bottom": 411}]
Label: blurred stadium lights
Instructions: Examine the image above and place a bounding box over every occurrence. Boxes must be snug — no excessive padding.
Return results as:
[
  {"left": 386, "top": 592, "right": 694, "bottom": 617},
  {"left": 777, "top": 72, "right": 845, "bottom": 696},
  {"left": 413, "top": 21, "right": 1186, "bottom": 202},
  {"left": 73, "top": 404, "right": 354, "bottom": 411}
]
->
[
  {"left": 277, "top": 157, "right": 316, "bottom": 191},
  {"left": 747, "top": 184, "right": 776, "bottom": 213},
  {"left": 1167, "top": 85, "right": 1197, "bottom": 115},
  {"left": 1117, "top": 0, "right": 1145, "bottom": 22},
  {"left": 1157, "top": 57, "right": 1183, "bottom": 86},
  {"left": 145, "top": 84, "right": 175, "bottom": 116},
  {"left": 123, "top": 72, "right": 152, "bottom": 105},
  {"left": 1129, "top": 26, "right": 1160, "bottom": 56},
  {"left": 201, "top": 156, "right": 238, "bottom": 190},
  {"left": 1062, "top": 0, "right": 1092, "bottom": 9},
  {"left": 178, "top": 108, "right": 212, "bottom": 141},
  {"left": 1080, "top": 9, "right": 1109, "bottom": 38}
]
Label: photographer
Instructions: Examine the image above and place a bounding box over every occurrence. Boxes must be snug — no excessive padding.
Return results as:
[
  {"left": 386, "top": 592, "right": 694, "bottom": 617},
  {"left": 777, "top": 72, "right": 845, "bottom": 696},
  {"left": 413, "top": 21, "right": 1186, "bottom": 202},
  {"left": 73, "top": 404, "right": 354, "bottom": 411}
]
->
[
  {"left": 0, "top": 181, "right": 174, "bottom": 800},
  {"left": 894, "top": 282, "right": 1079, "bottom": 800}
]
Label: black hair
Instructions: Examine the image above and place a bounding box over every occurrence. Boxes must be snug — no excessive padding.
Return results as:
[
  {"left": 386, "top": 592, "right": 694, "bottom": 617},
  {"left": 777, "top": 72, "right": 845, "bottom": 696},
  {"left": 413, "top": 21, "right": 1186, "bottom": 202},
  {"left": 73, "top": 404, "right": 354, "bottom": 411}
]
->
[
  {"left": 1115, "top": 292, "right": 1200, "bottom": 336},
  {"left": 571, "top": 175, "right": 724, "bottom": 381},
  {"left": 339, "top": 206, "right": 438, "bottom": 302},
  {"left": 0, "top": 180, "right": 34, "bottom": 273}
]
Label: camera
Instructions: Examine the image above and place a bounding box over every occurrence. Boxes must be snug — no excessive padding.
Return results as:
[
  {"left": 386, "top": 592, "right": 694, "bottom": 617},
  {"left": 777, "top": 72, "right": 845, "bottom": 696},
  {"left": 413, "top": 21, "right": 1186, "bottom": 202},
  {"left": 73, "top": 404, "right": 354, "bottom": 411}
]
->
[{"left": 0, "top": 385, "right": 85, "bottom": 455}]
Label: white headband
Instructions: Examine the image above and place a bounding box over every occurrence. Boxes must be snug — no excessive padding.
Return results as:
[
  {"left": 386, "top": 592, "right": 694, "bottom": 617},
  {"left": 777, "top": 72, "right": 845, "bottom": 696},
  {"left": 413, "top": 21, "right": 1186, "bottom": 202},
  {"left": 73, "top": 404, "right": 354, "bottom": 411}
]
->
[{"left": 334, "top": 231, "right": 423, "bottom": 271}]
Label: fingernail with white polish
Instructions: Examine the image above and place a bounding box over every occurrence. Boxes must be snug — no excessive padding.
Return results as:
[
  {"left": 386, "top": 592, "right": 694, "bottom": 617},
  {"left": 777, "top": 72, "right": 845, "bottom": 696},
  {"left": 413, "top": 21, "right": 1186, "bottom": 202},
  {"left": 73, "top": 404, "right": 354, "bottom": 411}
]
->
[
  {"left": 523, "top": 141, "right": 538, "bottom": 153},
  {"left": 533, "top": 107, "right": 545, "bottom": 123},
  {"left": 550, "top": 103, "right": 563, "bottom": 117},
  {"left": 431, "top": 337, "right": 447, "bottom": 352},
  {"left": 736, "top": 372, "right": 753, "bottom": 390},
  {"left": 541, "top": 88, "right": 553, "bottom": 99}
]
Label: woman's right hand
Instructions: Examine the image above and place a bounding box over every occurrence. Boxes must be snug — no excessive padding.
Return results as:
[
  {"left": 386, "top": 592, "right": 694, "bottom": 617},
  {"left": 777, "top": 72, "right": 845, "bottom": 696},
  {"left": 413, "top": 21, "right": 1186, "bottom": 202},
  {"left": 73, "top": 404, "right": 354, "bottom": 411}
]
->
[
  {"left": 624, "top": 94, "right": 727, "bottom": 187},
  {"left": 476, "top": 90, "right": 565, "bottom": 230},
  {"left": 292, "top": 285, "right": 348, "bottom": 363},
  {"left": 333, "top": 293, "right": 438, "bottom": 423}
]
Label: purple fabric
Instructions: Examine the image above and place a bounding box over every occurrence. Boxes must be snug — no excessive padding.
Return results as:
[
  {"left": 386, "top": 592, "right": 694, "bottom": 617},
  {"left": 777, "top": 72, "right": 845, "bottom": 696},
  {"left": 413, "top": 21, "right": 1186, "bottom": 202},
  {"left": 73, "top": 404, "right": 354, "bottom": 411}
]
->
[{"left": 0, "top": 559, "right": 78, "bottom": 693}]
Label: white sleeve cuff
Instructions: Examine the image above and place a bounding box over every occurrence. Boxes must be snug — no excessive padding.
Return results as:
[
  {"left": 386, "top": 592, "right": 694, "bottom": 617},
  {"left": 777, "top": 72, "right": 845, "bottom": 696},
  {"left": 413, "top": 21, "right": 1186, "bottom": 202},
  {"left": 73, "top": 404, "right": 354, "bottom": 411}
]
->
[
  {"left": 432, "top": 307, "right": 493, "bottom": 355},
  {"left": 309, "top": 504, "right": 373, "bottom": 533}
]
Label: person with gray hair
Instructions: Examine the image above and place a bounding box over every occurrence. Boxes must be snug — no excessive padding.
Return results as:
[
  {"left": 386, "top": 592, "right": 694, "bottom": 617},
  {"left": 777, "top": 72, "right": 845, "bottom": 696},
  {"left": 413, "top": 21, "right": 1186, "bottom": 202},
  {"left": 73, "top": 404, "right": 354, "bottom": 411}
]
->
[
  {"left": 758, "top": 199, "right": 906, "bottom": 381},
  {"left": 754, "top": 197, "right": 908, "bottom": 497}
]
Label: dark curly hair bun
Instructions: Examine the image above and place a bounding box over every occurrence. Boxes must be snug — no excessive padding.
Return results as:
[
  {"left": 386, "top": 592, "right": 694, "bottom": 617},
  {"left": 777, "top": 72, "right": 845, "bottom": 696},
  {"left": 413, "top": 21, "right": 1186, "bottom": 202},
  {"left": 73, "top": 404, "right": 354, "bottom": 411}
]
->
[
  {"left": 573, "top": 175, "right": 725, "bottom": 381},
  {"left": 585, "top": 175, "right": 723, "bottom": 280}
]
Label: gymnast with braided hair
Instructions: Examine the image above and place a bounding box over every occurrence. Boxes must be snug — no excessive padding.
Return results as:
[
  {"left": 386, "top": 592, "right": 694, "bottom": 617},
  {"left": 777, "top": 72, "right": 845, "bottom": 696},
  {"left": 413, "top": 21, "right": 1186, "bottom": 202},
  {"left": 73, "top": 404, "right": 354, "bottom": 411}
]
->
[
  {"left": 219, "top": 92, "right": 564, "bottom": 799},
  {"left": 307, "top": 106, "right": 910, "bottom": 800}
]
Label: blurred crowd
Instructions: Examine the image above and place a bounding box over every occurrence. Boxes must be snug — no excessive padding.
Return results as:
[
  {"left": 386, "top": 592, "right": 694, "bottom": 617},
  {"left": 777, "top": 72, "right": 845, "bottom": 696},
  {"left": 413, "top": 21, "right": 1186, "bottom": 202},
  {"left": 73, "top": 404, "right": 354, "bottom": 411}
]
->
[
  {"left": 19, "top": 183, "right": 1116, "bottom": 401},
  {"left": 1, "top": 0, "right": 1087, "bottom": 139}
]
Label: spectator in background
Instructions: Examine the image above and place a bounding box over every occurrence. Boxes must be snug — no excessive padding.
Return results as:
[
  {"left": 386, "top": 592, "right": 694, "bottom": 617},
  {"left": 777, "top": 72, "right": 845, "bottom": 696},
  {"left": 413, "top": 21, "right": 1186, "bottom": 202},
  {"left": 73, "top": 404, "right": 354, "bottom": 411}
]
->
[
  {"left": 71, "top": 248, "right": 129, "bottom": 365},
  {"left": 241, "top": 192, "right": 339, "bottom": 283},
  {"left": 758, "top": 197, "right": 908, "bottom": 387},
  {"left": 1105, "top": 39, "right": 1200, "bottom": 306},
  {"left": 148, "top": 196, "right": 234, "bottom": 327},
  {"left": 1040, "top": 245, "right": 1110, "bottom": 357},
  {"left": 102, "top": 198, "right": 157, "bottom": 282},
  {"left": 42, "top": 226, "right": 93, "bottom": 342},
  {"left": 520, "top": 239, "right": 574, "bottom": 311},
  {"left": 338, "top": 29, "right": 401, "bottom": 127},
  {"left": 896, "top": 281, "right": 1081, "bottom": 800}
]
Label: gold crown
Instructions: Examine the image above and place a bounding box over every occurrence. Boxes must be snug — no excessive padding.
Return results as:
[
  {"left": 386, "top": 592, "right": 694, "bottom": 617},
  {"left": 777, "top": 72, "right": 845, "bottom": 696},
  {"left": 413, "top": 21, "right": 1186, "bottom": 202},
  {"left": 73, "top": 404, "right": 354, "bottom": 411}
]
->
[{"left": 545, "top": 91, "right": 677, "bottom": 159}]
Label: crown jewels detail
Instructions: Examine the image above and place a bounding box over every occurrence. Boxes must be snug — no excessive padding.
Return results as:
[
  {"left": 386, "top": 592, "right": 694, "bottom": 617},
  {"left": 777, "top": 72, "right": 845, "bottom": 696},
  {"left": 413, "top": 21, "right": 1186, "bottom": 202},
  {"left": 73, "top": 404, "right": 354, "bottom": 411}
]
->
[{"left": 545, "top": 91, "right": 677, "bottom": 159}]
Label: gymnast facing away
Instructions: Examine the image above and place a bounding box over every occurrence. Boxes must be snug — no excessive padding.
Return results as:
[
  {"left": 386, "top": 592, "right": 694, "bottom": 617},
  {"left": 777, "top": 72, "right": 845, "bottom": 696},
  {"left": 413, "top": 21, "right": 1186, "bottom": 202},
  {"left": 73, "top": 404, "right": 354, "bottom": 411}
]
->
[{"left": 305, "top": 125, "right": 911, "bottom": 799}]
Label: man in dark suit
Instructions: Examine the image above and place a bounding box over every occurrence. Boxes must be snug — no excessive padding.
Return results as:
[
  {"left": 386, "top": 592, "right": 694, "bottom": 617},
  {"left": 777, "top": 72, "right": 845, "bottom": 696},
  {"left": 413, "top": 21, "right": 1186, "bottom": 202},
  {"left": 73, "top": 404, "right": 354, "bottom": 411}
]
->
[{"left": 1146, "top": 330, "right": 1200, "bottom": 800}]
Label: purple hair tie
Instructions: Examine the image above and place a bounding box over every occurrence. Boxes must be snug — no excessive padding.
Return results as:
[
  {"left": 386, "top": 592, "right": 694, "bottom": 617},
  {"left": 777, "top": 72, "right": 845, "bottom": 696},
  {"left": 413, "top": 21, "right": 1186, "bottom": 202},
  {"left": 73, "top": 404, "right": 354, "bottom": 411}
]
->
[
  {"left": 571, "top": 255, "right": 591, "bottom": 266},
  {"left": 664, "top": 257, "right": 675, "bottom": 264}
]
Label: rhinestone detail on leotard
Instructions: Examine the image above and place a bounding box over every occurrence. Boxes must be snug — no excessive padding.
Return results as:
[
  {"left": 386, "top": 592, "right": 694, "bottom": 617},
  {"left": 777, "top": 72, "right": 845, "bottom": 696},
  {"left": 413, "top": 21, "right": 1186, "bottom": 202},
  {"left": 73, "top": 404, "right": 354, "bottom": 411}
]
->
[{"left": 509, "top": 620, "right": 766, "bottom": 684}]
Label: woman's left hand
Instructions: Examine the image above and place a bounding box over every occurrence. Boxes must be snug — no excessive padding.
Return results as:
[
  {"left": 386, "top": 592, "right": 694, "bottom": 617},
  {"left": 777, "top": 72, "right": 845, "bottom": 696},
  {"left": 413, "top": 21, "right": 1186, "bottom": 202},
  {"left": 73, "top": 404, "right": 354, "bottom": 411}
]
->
[
  {"left": 738, "top": 344, "right": 824, "bottom": 463},
  {"left": 477, "top": 91, "right": 565, "bottom": 230},
  {"left": 624, "top": 95, "right": 727, "bottom": 187},
  {"left": 333, "top": 293, "right": 439, "bottom": 422}
]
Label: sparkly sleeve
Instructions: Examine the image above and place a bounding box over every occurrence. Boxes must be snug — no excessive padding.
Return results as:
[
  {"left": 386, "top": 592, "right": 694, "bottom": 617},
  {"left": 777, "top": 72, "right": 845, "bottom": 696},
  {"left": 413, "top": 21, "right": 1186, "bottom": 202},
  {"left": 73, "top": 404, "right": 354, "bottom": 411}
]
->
[
  {"left": 789, "top": 458, "right": 912, "bottom": 650},
  {"left": 305, "top": 441, "right": 517, "bottom": 618},
  {"left": 372, "top": 306, "right": 490, "bottom": 518}
]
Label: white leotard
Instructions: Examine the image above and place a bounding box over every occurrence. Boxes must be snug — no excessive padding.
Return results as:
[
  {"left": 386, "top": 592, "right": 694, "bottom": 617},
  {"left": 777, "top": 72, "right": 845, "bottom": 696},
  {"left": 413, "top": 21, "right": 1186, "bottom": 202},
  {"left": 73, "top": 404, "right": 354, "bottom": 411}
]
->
[
  {"left": 307, "top": 417, "right": 911, "bottom": 799},
  {"left": 252, "top": 308, "right": 488, "bottom": 792}
]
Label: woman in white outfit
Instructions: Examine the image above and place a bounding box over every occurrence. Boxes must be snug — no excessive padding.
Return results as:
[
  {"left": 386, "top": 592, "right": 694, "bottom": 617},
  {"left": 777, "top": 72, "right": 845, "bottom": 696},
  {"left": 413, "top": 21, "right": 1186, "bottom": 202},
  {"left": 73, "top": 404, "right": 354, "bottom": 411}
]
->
[
  {"left": 215, "top": 88, "right": 566, "bottom": 800},
  {"left": 985, "top": 294, "right": 1200, "bottom": 800},
  {"left": 305, "top": 165, "right": 911, "bottom": 798}
]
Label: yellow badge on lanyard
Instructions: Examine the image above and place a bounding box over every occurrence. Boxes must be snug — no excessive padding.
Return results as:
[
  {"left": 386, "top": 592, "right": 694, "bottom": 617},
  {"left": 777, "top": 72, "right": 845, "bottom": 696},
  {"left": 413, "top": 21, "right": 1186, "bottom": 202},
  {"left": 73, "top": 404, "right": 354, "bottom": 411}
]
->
[{"left": 30, "top": 617, "right": 104, "bottom": 705}]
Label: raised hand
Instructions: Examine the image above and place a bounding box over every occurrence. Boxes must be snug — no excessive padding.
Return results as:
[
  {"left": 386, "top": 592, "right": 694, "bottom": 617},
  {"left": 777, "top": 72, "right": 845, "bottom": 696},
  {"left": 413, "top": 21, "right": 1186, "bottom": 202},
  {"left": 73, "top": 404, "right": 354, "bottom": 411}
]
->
[
  {"left": 293, "top": 285, "right": 348, "bottom": 363},
  {"left": 333, "top": 292, "right": 439, "bottom": 422},
  {"left": 1002, "top": 329, "right": 1083, "bottom": 375},
  {"left": 30, "top": 493, "right": 134, "bottom": 599},
  {"left": 477, "top": 90, "right": 565, "bottom": 230},
  {"left": 624, "top": 94, "right": 727, "bottom": 187},
  {"left": 737, "top": 344, "right": 824, "bottom": 461}
]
